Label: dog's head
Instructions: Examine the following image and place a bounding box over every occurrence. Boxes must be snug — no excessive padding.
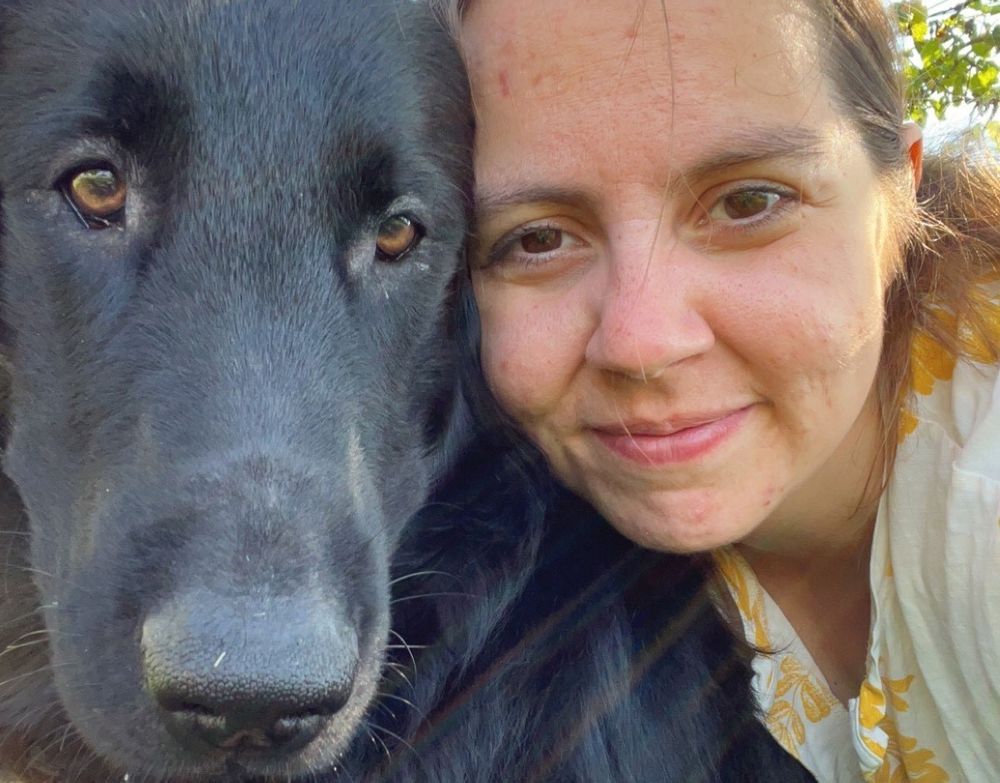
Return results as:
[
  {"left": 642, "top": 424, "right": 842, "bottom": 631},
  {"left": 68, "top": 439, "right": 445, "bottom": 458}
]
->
[{"left": 0, "top": 0, "right": 471, "bottom": 778}]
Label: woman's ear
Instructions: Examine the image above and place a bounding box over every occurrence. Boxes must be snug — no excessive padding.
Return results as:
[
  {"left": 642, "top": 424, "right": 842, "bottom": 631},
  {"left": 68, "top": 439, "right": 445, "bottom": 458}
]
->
[{"left": 901, "top": 121, "right": 923, "bottom": 192}]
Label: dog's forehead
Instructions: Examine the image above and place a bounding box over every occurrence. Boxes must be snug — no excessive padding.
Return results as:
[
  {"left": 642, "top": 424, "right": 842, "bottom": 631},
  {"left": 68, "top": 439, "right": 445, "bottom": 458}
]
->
[
  {"left": 0, "top": 0, "right": 471, "bottom": 224},
  {"left": 1, "top": 0, "right": 447, "bottom": 156}
]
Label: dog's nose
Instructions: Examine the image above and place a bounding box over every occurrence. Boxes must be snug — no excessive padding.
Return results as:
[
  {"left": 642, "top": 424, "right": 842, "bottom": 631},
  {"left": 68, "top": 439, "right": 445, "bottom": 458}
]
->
[
  {"left": 141, "top": 592, "right": 359, "bottom": 753},
  {"left": 153, "top": 680, "right": 347, "bottom": 752}
]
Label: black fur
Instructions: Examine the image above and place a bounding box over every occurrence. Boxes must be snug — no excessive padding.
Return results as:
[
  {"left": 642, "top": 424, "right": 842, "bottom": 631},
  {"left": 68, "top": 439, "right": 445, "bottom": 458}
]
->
[{"left": 0, "top": 1, "right": 813, "bottom": 781}]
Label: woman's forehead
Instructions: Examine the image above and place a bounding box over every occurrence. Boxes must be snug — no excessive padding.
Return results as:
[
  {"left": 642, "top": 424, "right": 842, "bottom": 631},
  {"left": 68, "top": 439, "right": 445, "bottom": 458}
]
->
[
  {"left": 462, "top": 0, "right": 839, "bottom": 187},
  {"left": 462, "top": 0, "right": 822, "bottom": 84}
]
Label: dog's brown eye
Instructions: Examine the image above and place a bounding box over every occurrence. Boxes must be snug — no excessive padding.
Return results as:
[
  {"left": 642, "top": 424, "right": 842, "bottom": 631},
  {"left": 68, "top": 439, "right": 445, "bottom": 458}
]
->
[
  {"left": 375, "top": 215, "right": 422, "bottom": 261},
  {"left": 64, "top": 168, "right": 126, "bottom": 227}
]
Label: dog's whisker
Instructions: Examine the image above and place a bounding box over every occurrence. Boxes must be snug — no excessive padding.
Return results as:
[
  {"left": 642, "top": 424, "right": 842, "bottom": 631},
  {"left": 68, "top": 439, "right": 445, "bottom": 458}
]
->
[
  {"left": 388, "top": 569, "right": 456, "bottom": 587},
  {"left": 390, "top": 590, "right": 473, "bottom": 605},
  {"left": 366, "top": 723, "right": 392, "bottom": 761},
  {"left": 382, "top": 661, "right": 415, "bottom": 692},
  {"left": 367, "top": 721, "right": 421, "bottom": 760},
  {"left": 376, "top": 690, "right": 424, "bottom": 719},
  {"left": 387, "top": 629, "right": 420, "bottom": 678}
]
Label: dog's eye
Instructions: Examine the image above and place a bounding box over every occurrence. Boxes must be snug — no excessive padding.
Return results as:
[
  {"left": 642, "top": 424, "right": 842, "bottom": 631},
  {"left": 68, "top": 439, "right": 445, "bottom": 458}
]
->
[
  {"left": 375, "top": 215, "right": 423, "bottom": 261},
  {"left": 61, "top": 167, "right": 126, "bottom": 229}
]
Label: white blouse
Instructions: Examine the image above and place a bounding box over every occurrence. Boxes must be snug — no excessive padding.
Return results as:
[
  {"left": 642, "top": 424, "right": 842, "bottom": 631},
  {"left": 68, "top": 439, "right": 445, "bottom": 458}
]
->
[{"left": 715, "top": 312, "right": 1000, "bottom": 782}]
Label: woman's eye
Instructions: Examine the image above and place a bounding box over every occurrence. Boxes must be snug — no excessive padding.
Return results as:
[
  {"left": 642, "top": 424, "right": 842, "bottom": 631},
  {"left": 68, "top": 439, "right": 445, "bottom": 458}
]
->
[
  {"left": 478, "top": 220, "right": 589, "bottom": 276},
  {"left": 708, "top": 189, "right": 782, "bottom": 222},
  {"left": 376, "top": 214, "right": 424, "bottom": 261},
  {"left": 519, "top": 228, "right": 564, "bottom": 254},
  {"left": 61, "top": 166, "right": 126, "bottom": 229}
]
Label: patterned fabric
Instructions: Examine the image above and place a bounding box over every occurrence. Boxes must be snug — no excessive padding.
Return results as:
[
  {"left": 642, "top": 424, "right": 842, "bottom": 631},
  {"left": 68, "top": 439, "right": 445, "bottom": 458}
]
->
[{"left": 714, "top": 297, "right": 1000, "bottom": 782}]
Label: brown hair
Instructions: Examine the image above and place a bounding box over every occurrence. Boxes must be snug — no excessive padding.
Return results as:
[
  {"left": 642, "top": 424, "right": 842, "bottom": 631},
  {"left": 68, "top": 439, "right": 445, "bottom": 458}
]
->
[
  {"left": 813, "top": 0, "right": 1000, "bottom": 472},
  {"left": 436, "top": 0, "right": 1000, "bottom": 474}
]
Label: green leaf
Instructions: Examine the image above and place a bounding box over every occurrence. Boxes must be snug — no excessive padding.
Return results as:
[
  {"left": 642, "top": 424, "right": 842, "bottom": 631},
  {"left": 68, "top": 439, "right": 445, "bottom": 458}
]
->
[
  {"left": 914, "top": 38, "right": 941, "bottom": 61},
  {"left": 971, "top": 40, "right": 993, "bottom": 57},
  {"left": 902, "top": 4, "right": 1000, "bottom": 126},
  {"left": 909, "top": 104, "right": 928, "bottom": 125},
  {"left": 985, "top": 121, "right": 1000, "bottom": 149}
]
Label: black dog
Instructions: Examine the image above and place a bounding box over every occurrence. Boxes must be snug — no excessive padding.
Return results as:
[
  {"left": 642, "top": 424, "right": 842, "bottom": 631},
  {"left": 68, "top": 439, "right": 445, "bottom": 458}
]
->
[
  {"left": 0, "top": 0, "right": 470, "bottom": 779},
  {"left": 0, "top": 1, "right": 813, "bottom": 781}
]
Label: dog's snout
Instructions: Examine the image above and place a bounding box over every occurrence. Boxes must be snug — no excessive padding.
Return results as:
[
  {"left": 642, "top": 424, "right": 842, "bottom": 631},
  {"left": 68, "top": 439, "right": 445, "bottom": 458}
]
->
[{"left": 142, "top": 593, "right": 359, "bottom": 754}]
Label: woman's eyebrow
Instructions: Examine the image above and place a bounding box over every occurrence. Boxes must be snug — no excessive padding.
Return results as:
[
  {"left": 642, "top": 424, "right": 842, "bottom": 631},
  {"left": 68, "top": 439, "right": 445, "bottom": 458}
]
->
[
  {"left": 475, "top": 126, "right": 827, "bottom": 218},
  {"left": 669, "top": 126, "right": 827, "bottom": 195},
  {"left": 475, "top": 186, "right": 599, "bottom": 220}
]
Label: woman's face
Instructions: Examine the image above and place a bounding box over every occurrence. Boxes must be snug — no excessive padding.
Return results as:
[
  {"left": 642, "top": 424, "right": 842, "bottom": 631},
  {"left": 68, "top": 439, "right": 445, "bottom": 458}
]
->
[{"left": 464, "top": 0, "right": 898, "bottom": 553}]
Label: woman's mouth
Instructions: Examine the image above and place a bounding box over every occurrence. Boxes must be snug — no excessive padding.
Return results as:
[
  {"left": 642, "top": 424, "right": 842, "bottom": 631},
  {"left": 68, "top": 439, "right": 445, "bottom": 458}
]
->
[{"left": 590, "top": 406, "right": 754, "bottom": 466}]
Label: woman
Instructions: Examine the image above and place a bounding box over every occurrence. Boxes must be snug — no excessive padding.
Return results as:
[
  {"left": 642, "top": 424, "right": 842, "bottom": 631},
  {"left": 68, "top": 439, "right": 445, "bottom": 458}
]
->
[{"left": 439, "top": 0, "right": 1000, "bottom": 780}]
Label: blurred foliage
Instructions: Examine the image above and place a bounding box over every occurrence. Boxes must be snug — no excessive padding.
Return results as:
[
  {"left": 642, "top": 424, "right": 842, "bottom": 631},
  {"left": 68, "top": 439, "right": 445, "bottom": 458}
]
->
[{"left": 894, "top": 1, "right": 1000, "bottom": 146}]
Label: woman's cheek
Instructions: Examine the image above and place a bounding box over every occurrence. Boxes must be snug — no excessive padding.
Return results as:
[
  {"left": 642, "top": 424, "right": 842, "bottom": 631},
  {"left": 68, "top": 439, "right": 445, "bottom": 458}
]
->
[
  {"left": 478, "top": 297, "right": 585, "bottom": 424},
  {"left": 481, "top": 337, "right": 534, "bottom": 417}
]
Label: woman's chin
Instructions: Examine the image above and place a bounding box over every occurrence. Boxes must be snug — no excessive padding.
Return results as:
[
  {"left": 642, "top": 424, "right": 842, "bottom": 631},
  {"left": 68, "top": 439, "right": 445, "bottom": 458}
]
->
[{"left": 589, "top": 487, "right": 768, "bottom": 555}]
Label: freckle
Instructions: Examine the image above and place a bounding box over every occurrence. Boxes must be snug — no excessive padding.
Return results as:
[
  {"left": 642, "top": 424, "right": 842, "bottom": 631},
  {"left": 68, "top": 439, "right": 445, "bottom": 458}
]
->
[
  {"left": 531, "top": 74, "right": 542, "bottom": 87},
  {"left": 498, "top": 69, "right": 511, "bottom": 98},
  {"left": 761, "top": 483, "right": 778, "bottom": 509}
]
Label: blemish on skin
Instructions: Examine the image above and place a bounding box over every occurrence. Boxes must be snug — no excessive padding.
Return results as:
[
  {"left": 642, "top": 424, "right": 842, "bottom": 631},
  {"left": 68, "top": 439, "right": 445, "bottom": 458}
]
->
[
  {"left": 624, "top": 24, "right": 638, "bottom": 40},
  {"left": 498, "top": 69, "right": 511, "bottom": 97}
]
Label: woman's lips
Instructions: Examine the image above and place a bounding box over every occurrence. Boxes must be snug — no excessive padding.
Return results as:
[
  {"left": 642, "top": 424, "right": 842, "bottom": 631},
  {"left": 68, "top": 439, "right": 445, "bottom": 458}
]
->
[{"left": 590, "top": 406, "right": 753, "bottom": 466}]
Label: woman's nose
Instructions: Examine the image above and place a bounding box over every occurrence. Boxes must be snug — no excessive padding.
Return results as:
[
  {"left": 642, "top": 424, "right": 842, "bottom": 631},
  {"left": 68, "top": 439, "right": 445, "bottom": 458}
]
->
[{"left": 585, "top": 244, "right": 714, "bottom": 381}]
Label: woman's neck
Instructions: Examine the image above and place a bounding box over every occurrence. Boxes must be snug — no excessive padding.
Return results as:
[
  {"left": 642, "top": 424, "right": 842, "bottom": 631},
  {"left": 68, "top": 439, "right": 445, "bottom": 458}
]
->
[
  {"left": 734, "top": 389, "right": 885, "bottom": 704},
  {"left": 739, "top": 521, "right": 876, "bottom": 704}
]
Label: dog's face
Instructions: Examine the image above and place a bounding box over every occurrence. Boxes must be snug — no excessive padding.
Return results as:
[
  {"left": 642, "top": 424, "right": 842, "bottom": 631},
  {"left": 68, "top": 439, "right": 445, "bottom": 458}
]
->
[{"left": 0, "top": 0, "right": 471, "bottom": 778}]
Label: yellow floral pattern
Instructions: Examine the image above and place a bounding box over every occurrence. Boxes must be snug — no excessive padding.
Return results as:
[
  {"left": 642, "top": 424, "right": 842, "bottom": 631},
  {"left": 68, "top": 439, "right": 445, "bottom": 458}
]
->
[
  {"left": 766, "top": 656, "right": 839, "bottom": 752},
  {"left": 900, "top": 284, "right": 1000, "bottom": 440},
  {"left": 712, "top": 547, "right": 769, "bottom": 649},
  {"left": 871, "top": 729, "right": 949, "bottom": 783},
  {"left": 857, "top": 678, "right": 889, "bottom": 759},
  {"left": 909, "top": 325, "right": 957, "bottom": 397},
  {"left": 862, "top": 673, "right": 949, "bottom": 783},
  {"left": 713, "top": 548, "right": 853, "bottom": 772}
]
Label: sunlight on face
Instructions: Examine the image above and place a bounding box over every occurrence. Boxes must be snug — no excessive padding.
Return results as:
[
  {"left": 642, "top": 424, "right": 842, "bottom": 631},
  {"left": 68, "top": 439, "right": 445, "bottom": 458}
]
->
[{"left": 464, "top": 0, "right": 898, "bottom": 554}]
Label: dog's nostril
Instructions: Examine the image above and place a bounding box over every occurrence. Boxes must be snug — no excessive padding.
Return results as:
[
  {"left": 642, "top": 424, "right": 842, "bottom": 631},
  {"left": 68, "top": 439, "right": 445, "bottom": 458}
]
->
[
  {"left": 161, "top": 702, "right": 334, "bottom": 752},
  {"left": 149, "top": 671, "right": 356, "bottom": 753},
  {"left": 268, "top": 713, "right": 326, "bottom": 746},
  {"left": 163, "top": 699, "right": 218, "bottom": 717},
  {"left": 148, "top": 664, "right": 356, "bottom": 753}
]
